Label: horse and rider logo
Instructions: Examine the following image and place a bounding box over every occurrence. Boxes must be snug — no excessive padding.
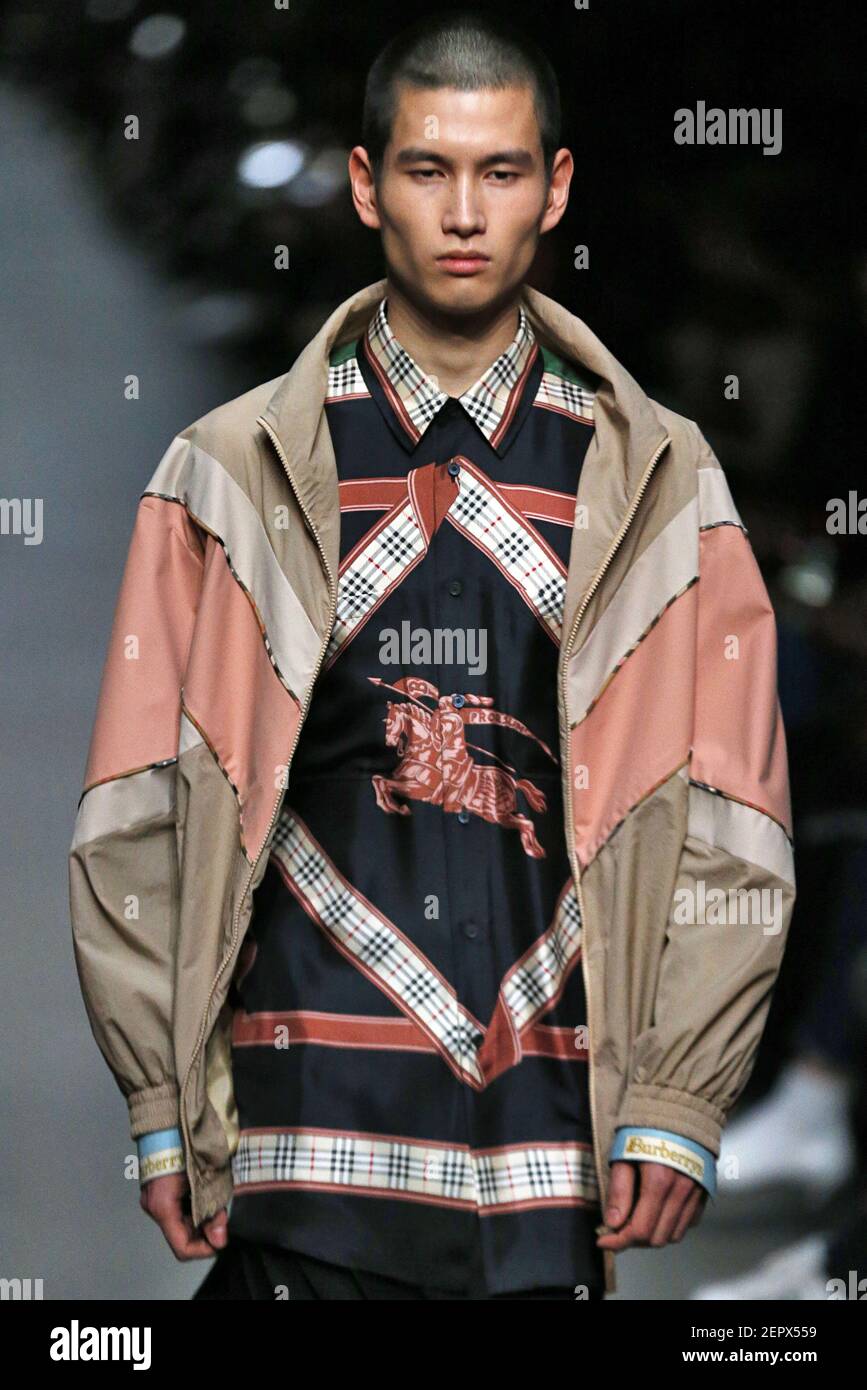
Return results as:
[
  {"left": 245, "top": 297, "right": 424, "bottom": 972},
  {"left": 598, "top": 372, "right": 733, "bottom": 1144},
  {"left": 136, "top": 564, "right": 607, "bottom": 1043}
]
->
[{"left": 369, "top": 675, "right": 559, "bottom": 858}]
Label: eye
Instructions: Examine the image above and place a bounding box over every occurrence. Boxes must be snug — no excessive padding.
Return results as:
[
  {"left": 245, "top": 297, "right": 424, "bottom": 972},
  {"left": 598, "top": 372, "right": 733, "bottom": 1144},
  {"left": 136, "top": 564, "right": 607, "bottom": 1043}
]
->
[
  {"left": 410, "top": 167, "right": 443, "bottom": 180},
  {"left": 487, "top": 170, "right": 517, "bottom": 183}
]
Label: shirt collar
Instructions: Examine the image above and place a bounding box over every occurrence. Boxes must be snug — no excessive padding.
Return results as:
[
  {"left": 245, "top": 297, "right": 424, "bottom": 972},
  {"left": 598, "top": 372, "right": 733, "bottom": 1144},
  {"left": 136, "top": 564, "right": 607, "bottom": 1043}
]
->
[{"left": 363, "top": 295, "right": 537, "bottom": 452}]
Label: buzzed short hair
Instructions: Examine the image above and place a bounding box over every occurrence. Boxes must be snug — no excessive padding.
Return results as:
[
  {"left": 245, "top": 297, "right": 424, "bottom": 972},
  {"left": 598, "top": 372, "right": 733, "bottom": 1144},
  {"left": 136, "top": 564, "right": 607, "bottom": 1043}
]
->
[{"left": 362, "top": 8, "right": 562, "bottom": 184}]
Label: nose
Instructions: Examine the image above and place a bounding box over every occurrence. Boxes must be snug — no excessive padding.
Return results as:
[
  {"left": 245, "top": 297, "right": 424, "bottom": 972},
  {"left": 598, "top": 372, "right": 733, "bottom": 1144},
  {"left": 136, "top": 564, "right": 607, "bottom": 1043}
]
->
[{"left": 441, "top": 175, "right": 486, "bottom": 237}]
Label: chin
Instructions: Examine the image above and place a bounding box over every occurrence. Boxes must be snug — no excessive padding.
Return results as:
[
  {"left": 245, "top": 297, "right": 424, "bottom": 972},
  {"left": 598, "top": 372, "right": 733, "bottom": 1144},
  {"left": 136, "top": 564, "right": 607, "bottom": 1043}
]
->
[{"left": 428, "top": 277, "right": 503, "bottom": 315}]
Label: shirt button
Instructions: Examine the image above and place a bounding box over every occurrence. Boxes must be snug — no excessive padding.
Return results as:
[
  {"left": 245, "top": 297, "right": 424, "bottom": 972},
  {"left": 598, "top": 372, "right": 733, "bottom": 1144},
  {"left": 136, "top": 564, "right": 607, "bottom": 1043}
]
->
[
  {"left": 447, "top": 459, "right": 461, "bottom": 476},
  {"left": 462, "top": 921, "right": 479, "bottom": 940},
  {"left": 457, "top": 808, "right": 470, "bottom": 824},
  {"left": 452, "top": 693, "right": 465, "bottom": 708},
  {"left": 448, "top": 578, "right": 463, "bottom": 597}
]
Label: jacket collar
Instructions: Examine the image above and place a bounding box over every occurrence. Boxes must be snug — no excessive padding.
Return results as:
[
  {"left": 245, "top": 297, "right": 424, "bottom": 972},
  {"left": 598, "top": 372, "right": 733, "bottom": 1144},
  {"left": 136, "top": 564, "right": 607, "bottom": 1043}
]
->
[{"left": 257, "top": 277, "right": 670, "bottom": 649}]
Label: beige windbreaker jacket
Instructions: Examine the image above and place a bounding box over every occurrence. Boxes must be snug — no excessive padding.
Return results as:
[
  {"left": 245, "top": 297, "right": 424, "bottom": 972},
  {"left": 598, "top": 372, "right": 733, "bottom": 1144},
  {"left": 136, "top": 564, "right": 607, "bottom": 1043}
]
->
[{"left": 69, "top": 278, "right": 795, "bottom": 1294}]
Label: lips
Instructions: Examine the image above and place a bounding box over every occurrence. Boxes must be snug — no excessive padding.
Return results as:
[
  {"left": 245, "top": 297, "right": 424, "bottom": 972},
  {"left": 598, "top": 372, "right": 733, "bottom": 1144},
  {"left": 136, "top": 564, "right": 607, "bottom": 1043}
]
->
[{"left": 437, "top": 253, "right": 490, "bottom": 275}]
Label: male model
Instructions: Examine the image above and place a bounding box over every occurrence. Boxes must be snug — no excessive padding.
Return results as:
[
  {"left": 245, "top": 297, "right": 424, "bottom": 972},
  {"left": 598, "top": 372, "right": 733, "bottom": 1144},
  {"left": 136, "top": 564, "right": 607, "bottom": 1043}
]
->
[{"left": 69, "top": 10, "right": 795, "bottom": 1300}]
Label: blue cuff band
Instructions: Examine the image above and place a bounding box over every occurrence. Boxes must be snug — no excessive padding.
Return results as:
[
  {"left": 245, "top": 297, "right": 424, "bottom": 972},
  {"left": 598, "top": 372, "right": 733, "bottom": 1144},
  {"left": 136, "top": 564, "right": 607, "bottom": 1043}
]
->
[
  {"left": 137, "top": 1127, "right": 185, "bottom": 1184},
  {"left": 609, "top": 1126, "right": 717, "bottom": 1198}
]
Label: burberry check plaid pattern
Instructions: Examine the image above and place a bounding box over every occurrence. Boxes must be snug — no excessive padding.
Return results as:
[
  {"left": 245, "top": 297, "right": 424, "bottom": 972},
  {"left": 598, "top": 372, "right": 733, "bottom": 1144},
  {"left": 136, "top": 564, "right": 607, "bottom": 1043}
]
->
[
  {"left": 365, "top": 295, "right": 537, "bottom": 444},
  {"left": 443, "top": 457, "right": 568, "bottom": 642},
  {"left": 233, "top": 1129, "right": 598, "bottom": 1212},
  {"left": 500, "top": 880, "right": 583, "bottom": 1029},
  {"left": 226, "top": 296, "right": 610, "bottom": 1295},
  {"left": 271, "top": 807, "right": 487, "bottom": 1086},
  {"left": 325, "top": 458, "right": 570, "bottom": 668},
  {"left": 269, "top": 805, "right": 583, "bottom": 1083},
  {"left": 324, "top": 498, "right": 426, "bottom": 666}
]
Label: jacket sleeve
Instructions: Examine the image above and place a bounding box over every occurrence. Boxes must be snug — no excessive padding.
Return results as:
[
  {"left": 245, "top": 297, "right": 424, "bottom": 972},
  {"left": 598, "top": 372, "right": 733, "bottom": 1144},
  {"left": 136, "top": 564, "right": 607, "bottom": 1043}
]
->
[
  {"left": 68, "top": 483, "right": 205, "bottom": 1143},
  {"left": 613, "top": 425, "right": 796, "bottom": 1158}
]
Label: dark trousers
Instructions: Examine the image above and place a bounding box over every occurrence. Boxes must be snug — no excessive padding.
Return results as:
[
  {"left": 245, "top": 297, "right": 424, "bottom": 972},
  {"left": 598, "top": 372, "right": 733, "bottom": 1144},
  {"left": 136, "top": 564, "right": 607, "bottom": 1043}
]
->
[{"left": 193, "top": 1236, "right": 603, "bottom": 1301}]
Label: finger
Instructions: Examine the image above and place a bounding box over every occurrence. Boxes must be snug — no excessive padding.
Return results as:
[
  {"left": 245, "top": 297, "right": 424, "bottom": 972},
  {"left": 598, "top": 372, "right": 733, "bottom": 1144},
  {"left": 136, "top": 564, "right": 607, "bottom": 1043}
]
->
[
  {"left": 648, "top": 1176, "right": 696, "bottom": 1246},
  {"left": 202, "top": 1207, "right": 229, "bottom": 1250},
  {"left": 598, "top": 1163, "right": 675, "bottom": 1251},
  {"left": 603, "top": 1161, "right": 637, "bottom": 1230},
  {"left": 688, "top": 1189, "right": 709, "bottom": 1228},
  {"left": 159, "top": 1205, "right": 218, "bottom": 1261},
  {"left": 142, "top": 1180, "right": 219, "bottom": 1260},
  {"left": 672, "top": 1188, "right": 704, "bottom": 1242}
]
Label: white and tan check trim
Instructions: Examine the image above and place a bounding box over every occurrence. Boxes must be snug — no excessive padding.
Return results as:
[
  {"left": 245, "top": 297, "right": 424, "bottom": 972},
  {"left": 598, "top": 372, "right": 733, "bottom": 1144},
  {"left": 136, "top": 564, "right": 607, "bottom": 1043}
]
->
[
  {"left": 323, "top": 493, "right": 426, "bottom": 667},
  {"left": 270, "top": 809, "right": 587, "bottom": 1088},
  {"left": 324, "top": 456, "right": 571, "bottom": 667},
  {"left": 232, "top": 1127, "right": 599, "bottom": 1212},
  {"left": 534, "top": 364, "right": 595, "bottom": 424},
  {"left": 271, "top": 808, "right": 487, "bottom": 1087},
  {"left": 326, "top": 351, "right": 368, "bottom": 403},
  {"left": 446, "top": 457, "right": 568, "bottom": 642},
  {"left": 501, "top": 880, "right": 583, "bottom": 1031},
  {"left": 365, "top": 296, "right": 537, "bottom": 447}
]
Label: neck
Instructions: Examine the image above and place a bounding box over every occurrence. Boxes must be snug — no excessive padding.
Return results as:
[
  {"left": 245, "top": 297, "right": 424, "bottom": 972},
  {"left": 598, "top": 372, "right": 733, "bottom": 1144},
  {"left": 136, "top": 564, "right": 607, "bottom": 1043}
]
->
[{"left": 382, "top": 279, "right": 523, "bottom": 397}]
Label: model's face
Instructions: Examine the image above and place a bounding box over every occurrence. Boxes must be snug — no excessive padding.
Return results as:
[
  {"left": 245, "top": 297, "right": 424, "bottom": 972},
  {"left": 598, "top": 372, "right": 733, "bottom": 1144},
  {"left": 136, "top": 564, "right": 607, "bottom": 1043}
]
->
[{"left": 350, "top": 83, "right": 572, "bottom": 319}]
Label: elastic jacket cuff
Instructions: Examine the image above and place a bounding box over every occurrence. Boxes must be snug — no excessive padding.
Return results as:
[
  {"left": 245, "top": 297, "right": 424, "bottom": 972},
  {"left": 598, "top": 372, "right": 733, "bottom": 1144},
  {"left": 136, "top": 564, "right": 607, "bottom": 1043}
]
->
[
  {"left": 128, "top": 1082, "right": 181, "bottom": 1140},
  {"left": 614, "top": 1081, "right": 724, "bottom": 1155}
]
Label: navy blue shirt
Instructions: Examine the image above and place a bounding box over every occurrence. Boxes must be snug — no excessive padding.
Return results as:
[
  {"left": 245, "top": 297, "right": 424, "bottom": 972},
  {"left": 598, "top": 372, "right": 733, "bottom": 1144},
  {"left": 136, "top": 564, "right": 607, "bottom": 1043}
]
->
[{"left": 226, "top": 298, "right": 605, "bottom": 1294}]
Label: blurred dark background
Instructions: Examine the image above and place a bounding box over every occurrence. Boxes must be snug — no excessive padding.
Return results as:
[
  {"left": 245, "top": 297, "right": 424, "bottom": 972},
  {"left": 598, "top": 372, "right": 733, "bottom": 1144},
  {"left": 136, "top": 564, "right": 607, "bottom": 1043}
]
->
[{"left": 1, "top": 0, "right": 864, "bottom": 1298}]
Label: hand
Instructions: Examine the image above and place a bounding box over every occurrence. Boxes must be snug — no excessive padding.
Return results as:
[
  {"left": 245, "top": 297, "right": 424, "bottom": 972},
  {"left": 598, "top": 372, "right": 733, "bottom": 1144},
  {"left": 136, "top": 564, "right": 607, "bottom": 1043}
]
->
[
  {"left": 596, "top": 1161, "right": 708, "bottom": 1251},
  {"left": 139, "top": 1172, "right": 229, "bottom": 1260}
]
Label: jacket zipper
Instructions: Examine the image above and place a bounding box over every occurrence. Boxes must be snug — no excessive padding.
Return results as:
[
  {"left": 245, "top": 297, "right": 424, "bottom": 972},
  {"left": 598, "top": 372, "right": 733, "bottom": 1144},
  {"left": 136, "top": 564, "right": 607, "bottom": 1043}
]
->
[
  {"left": 179, "top": 416, "right": 339, "bottom": 1210},
  {"left": 559, "top": 433, "right": 671, "bottom": 1229}
]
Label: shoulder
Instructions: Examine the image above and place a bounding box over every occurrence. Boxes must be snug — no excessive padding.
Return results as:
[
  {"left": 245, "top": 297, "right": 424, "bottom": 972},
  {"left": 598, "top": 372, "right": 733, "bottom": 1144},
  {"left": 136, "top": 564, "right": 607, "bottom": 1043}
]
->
[
  {"left": 139, "top": 371, "right": 291, "bottom": 515},
  {"left": 650, "top": 399, "right": 745, "bottom": 536},
  {"left": 178, "top": 373, "right": 286, "bottom": 462},
  {"left": 646, "top": 396, "right": 716, "bottom": 467},
  {"left": 643, "top": 397, "right": 744, "bottom": 531}
]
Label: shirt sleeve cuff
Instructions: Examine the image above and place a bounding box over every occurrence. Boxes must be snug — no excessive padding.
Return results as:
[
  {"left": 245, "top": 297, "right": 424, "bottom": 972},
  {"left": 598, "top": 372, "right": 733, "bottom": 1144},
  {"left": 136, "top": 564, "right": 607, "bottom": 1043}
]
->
[
  {"left": 137, "top": 1127, "right": 186, "bottom": 1185},
  {"left": 609, "top": 1126, "right": 717, "bottom": 1198}
]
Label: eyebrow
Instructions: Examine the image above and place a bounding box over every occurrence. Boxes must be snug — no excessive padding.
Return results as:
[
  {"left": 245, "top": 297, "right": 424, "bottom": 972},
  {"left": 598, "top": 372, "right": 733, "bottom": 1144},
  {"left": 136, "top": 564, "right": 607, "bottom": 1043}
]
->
[{"left": 394, "top": 147, "right": 535, "bottom": 170}]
